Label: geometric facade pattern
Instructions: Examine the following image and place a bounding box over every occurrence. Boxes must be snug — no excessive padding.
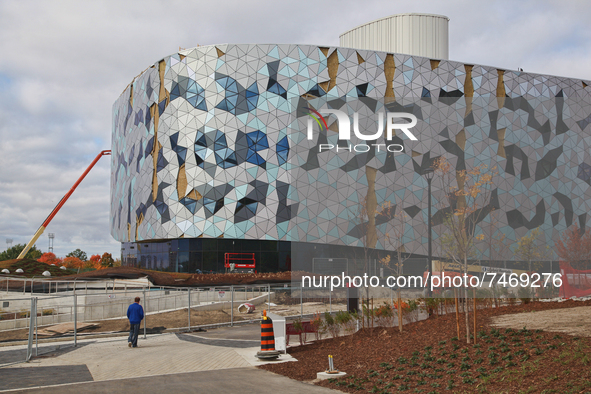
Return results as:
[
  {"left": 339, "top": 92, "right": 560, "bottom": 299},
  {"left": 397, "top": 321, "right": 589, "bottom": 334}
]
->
[{"left": 111, "top": 44, "right": 591, "bottom": 261}]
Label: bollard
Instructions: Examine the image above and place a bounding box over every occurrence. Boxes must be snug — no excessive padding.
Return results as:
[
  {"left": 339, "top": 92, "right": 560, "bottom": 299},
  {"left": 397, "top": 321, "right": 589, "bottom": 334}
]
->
[
  {"left": 230, "top": 285, "right": 234, "bottom": 327},
  {"left": 256, "top": 310, "right": 280, "bottom": 359}
]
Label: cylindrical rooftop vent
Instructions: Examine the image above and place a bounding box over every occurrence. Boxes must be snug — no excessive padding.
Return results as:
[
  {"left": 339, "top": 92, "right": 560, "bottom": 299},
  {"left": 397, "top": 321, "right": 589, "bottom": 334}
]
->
[{"left": 339, "top": 13, "right": 449, "bottom": 59}]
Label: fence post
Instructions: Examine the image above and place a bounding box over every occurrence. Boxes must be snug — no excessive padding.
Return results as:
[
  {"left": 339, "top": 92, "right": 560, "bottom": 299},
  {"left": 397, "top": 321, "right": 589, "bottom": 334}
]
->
[
  {"left": 268, "top": 284, "right": 271, "bottom": 313},
  {"left": 188, "top": 288, "right": 191, "bottom": 332},
  {"left": 74, "top": 294, "right": 78, "bottom": 347},
  {"left": 231, "top": 285, "right": 234, "bottom": 327},
  {"left": 143, "top": 288, "right": 147, "bottom": 339},
  {"left": 26, "top": 297, "right": 35, "bottom": 361},
  {"left": 35, "top": 298, "right": 38, "bottom": 356},
  {"left": 23, "top": 279, "right": 26, "bottom": 294}
]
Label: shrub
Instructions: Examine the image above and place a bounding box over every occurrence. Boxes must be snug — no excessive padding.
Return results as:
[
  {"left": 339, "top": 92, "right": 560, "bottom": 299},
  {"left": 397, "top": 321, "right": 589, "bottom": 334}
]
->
[
  {"left": 292, "top": 318, "right": 305, "bottom": 345},
  {"left": 336, "top": 310, "right": 356, "bottom": 335},
  {"left": 324, "top": 312, "right": 339, "bottom": 338},
  {"left": 310, "top": 312, "right": 326, "bottom": 339},
  {"left": 374, "top": 303, "right": 394, "bottom": 327}
]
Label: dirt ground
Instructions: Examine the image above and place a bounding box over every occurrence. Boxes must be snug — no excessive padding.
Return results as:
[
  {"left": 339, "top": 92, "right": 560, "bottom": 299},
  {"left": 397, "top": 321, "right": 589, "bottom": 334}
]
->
[
  {"left": 260, "top": 299, "right": 591, "bottom": 394},
  {"left": 490, "top": 305, "right": 591, "bottom": 337},
  {"left": 0, "top": 308, "right": 250, "bottom": 343}
]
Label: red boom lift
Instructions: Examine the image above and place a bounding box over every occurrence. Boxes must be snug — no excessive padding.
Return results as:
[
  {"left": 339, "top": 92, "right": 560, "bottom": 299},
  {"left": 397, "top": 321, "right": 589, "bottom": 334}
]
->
[{"left": 17, "top": 150, "right": 111, "bottom": 259}]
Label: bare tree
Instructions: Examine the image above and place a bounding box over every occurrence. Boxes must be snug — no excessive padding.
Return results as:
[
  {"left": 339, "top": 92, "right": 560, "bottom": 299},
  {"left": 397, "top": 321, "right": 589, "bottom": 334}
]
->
[
  {"left": 381, "top": 206, "right": 412, "bottom": 332},
  {"left": 434, "top": 157, "right": 497, "bottom": 344}
]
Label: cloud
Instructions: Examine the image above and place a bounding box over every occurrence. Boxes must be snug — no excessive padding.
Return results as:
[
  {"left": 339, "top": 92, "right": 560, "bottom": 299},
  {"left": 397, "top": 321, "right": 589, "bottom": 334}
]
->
[{"left": 0, "top": 0, "right": 589, "bottom": 257}]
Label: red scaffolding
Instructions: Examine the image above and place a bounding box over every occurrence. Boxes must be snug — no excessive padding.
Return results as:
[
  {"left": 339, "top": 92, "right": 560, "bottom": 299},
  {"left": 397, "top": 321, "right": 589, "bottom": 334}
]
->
[{"left": 224, "top": 253, "right": 256, "bottom": 269}]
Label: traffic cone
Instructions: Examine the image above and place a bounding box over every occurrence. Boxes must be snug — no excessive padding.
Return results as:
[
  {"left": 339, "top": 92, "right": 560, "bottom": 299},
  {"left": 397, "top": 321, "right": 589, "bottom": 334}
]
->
[{"left": 256, "top": 310, "right": 280, "bottom": 359}]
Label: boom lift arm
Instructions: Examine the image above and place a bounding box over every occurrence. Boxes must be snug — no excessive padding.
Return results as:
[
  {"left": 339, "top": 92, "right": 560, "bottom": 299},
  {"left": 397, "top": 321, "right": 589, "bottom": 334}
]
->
[{"left": 17, "top": 150, "right": 112, "bottom": 259}]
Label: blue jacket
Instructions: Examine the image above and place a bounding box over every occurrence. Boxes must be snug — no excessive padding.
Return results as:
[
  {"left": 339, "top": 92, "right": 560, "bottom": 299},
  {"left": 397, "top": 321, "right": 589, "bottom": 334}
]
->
[{"left": 127, "top": 302, "right": 144, "bottom": 324}]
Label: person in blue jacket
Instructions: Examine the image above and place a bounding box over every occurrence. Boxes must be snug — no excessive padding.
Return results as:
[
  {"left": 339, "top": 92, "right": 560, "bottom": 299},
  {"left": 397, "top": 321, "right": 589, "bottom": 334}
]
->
[{"left": 127, "top": 296, "right": 144, "bottom": 348}]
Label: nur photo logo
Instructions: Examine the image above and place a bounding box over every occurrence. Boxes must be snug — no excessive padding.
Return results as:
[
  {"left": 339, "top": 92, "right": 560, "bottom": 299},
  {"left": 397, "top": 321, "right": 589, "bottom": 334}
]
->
[{"left": 304, "top": 106, "right": 418, "bottom": 153}]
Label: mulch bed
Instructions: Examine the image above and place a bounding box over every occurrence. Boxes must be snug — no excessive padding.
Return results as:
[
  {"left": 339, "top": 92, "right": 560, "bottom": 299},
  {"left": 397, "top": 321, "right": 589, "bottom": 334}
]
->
[{"left": 259, "top": 299, "right": 591, "bottom": 393}]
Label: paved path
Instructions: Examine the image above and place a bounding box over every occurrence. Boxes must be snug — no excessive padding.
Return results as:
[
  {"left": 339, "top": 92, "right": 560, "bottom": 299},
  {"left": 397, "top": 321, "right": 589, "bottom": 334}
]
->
[
  {"left": 0, "top": 327, "right": 338, "bottom": 393},
  {"left": 1, "top": 368, "right": 337, "bottom": 394}
]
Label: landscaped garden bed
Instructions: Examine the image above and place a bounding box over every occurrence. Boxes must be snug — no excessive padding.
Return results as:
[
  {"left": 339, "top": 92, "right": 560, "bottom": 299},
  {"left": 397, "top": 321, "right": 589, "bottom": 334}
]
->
[{"left": 259, "top": 299, "right": 591, "bottom": 393}]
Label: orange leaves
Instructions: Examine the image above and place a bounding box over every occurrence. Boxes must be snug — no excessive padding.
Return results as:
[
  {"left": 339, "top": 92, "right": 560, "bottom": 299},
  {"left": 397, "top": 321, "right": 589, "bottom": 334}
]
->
[
  {"left": 393, "top": 300, "right": 409, "bottom": 310},
  {"left": 62, "top": 256, "right": 84, "bottom": 269},
  {"left": 38, "top": 253, "right": 63, "bottom": 266},
  {"left": 556, "top": 225, "right": 591, "bottom": 270}
]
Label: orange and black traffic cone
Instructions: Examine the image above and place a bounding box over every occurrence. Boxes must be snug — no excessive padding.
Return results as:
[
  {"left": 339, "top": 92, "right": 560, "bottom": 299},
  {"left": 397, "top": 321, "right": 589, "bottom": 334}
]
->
[{"left": 256, "top": 310, "right": 280, "bottom": 359}]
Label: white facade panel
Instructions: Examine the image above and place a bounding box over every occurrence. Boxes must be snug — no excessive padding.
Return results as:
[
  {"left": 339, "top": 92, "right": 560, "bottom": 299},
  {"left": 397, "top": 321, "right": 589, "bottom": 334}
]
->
[{"left": 340, "top": 13, "right": 449, "bottom": 59}]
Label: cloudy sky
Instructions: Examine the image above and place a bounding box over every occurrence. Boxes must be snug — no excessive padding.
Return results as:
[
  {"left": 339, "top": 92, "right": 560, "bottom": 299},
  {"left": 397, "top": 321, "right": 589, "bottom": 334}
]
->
[{"left": 0, "top": 0, "right": 589, "bottom": 258}]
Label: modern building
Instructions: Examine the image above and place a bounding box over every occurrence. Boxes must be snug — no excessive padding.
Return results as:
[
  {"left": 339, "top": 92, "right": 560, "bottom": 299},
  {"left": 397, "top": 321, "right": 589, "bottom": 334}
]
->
[{"left": 112, "top": 14, "right": 591, "bottom": 274}]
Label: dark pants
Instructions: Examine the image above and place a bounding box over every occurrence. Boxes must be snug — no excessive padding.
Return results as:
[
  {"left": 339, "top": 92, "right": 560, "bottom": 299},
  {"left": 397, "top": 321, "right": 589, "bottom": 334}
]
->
[{"left": 128, "top": 323, "right": 141, "bottom": 347}]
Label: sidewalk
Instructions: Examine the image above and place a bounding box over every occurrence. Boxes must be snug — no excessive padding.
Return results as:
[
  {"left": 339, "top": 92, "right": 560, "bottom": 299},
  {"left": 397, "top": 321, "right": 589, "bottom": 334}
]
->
[{"left": 0, "top": 328, "right": 339, "bottom": 393}]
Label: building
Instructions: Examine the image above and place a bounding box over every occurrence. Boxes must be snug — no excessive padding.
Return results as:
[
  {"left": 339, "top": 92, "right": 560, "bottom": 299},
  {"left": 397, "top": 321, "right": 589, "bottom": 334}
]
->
[{"left": 112, "top": 14, "right": 591, "bottom": 274}]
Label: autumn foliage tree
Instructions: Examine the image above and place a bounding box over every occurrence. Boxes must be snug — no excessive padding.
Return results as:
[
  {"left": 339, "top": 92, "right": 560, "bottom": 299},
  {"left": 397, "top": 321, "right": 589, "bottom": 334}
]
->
[
  {"left": 62, "top": 256, "right": 84, "bottom": 269},
  {"left": 100, "top": 252, "right": 115, "bottom": 268},
  {"left": 38, "top": 253, "right": 63, "bottom": 266},
  {"left": 86, "top": 254, "right": 102, "bottom": 269},
  {"left": 556, "top": 225, "right": 591, "bottom": 270}
]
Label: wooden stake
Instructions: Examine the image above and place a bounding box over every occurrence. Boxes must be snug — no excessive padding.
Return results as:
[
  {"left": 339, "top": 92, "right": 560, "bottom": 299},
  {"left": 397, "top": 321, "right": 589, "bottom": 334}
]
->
[
  {"left": 361, "top": 297, "right": 364, "bottom": 329},
  {"left": 397, "top": 292, "right": 403, "bottom": 333},
  {"left": 473, "top": 288, "right": 477, "bottom": 344},
  {"left": 371, "top": 297, "right": 374, "bottom": 329},
  {"left": 454, "top": 287, "right": 460, "bottom": 339}
]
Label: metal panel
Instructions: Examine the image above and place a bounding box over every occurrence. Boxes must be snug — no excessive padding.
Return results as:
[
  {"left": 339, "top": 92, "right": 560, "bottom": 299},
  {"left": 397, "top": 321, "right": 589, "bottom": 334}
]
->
[{"left": 340, "top": 13, "right": 449, "bottom": 59}]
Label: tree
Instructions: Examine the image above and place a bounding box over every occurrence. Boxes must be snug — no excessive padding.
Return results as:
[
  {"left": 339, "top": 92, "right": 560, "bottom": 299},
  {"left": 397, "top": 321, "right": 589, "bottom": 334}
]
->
[
  {"left": 514, "top": 228, "right": 548, "bottom": 272},
  {"left": 63, "top": 256, "right": 84, "bottom": 269},
  {"left": 514, "top": 227, "right": 551, "bottom": 298},
  {"left": 86, "top": 254, "right": 102, "bottom": 269},
  {"left": 100, "top": 252, "right": 115, "bottom": 268},
  {"left": 555, "top": 225, "right": 591, "bottom": 270},
  {"left": 38, "top": 252, "right": 63, "bottom": 265},
  {"left": 435, "top": 157, "right": 496, "bottom": 344},
  {"left": 381, "top": 207, "right": 412, "bottom": 332},
  {"left": 66, "top": 249, "right": 87, "bottom": 261},
  {"left": 485, "top": 208, "right": 511, "bottom": 307},
  {"left": 0, "top": 244, "right": 42, "bottom": 261},
  {"left": 350, "top": 169, "right": 393, "bottom": 328}
]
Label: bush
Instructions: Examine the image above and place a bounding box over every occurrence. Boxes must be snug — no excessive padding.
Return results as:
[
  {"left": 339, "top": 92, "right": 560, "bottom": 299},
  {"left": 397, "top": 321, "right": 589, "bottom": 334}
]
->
[
  {"left": 310, "top": 312, "right": 326, "bottom": 340},
  {"left": 517, "top": 287, "right": 532, "bottom": 304},
  {"left": 374, "top": 303, "right": 394, "bottom": 327},
  {"left": 293, "top": 318, "right": 305, "bottom": 345},
  {"left": 336, "top": 310, "right": 357, "bottom": 334},
  {"left": 324, "top": 311, "right": 339, "bottom": 338}
]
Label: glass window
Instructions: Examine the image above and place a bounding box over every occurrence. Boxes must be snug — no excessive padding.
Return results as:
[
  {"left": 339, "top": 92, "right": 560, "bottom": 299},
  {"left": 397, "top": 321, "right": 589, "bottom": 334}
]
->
[
  {"left": 178, "top": 239, "right": 190, "bottom": 251},
  {"left": 178, "top": 252, "right": 190, "bottom": 273},
  {"left": 203, "top": 239, "right": 217, "bottom": 251}
]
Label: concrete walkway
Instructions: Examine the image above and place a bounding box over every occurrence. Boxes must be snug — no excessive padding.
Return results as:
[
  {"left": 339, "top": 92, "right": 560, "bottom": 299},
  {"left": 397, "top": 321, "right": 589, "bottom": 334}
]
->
[{"left": 0, "top": 328, "right": 339, "bottom": 393}]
